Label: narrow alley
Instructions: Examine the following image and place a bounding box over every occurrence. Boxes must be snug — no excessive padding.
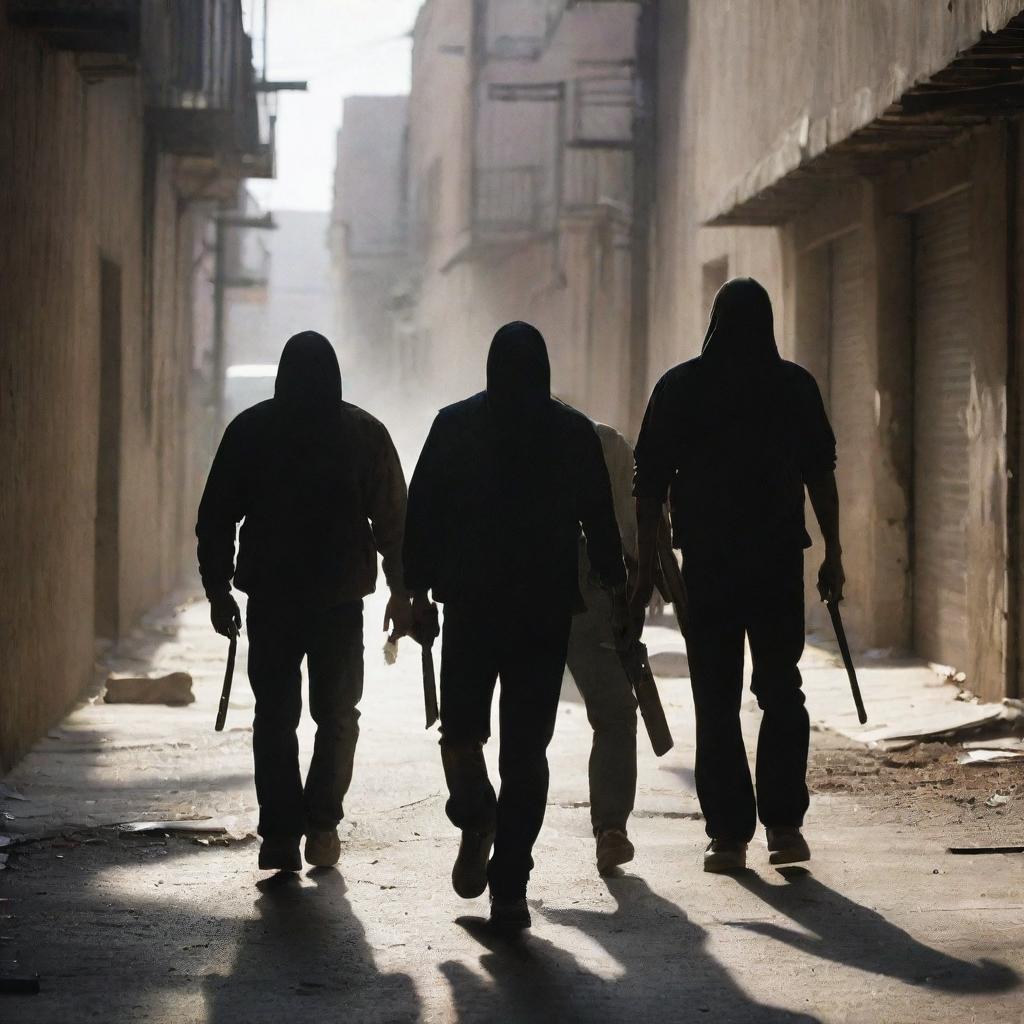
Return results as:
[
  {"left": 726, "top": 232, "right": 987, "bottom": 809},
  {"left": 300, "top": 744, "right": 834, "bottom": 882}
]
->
[
  {"left": 1, "top": 587, "right": 1022, "bottom": 1022},
  {"left": 4, "top": 3, "right": 1024, "bottom": 1022}
]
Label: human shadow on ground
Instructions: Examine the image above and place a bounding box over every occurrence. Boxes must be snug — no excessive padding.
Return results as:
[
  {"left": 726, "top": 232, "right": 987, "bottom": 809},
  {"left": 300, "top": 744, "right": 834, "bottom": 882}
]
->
[
  {"left": 204, "top": 868, "right": 420, "bottom": 1024},
  {"left": 730, "top": 867, "right": 1018, "bottom": 994},
  {"left": 441, "top": 876, "right": 818, "bottom": 1023}
]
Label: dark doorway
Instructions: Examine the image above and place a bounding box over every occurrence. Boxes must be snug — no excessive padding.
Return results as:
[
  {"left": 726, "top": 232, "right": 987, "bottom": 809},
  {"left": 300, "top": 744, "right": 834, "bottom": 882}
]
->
[{"left": 95, "top": 257, "right": 122, "bottom": 642}]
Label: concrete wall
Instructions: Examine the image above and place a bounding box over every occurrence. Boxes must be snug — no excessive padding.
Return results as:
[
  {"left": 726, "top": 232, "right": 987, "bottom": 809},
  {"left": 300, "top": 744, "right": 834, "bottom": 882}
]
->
[
  {"left": 648, "top": 2, "right": 1021, "bottom": 698},
  {"left": 0, "top": 24, "right": 199, "bottom": 769}
]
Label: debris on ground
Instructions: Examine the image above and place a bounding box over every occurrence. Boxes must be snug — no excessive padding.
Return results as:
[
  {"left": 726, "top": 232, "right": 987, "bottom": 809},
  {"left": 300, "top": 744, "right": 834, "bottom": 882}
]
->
[
  {"left": 118, "top": 818, "right": 225, "bottom": 835},
  {"left": 958, "top": 748, "right": 1024, "bottom": 765},
  {"left": 948, "top": 844, "right": 1024, "bottom": 855},
  {"left": 857, "top": 704, "right": 1006, "bottom": 746},
  {"left": 0, "top": 784, "right": 28, "bottom": 802},
  {"left": 984, "top": 792, "right": 1012, "bottom": 808},
  {"left": 116, "top": 818, "right": 253, "bottom": 841},
  {"left": 103, "top": 672, "right": 195, "bottom": 706}
]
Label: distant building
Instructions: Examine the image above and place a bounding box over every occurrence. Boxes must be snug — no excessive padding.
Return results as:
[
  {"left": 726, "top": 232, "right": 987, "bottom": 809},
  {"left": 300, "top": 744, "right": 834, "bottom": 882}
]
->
[
  {"left": 402, "top": 0, "right": 639, "bottom": 429},
  {"left": 225, "top": 207, "right": 338, "bottom": 369},
  {"left": 329, "top": 96, "right": 411, "bottom": 390}
]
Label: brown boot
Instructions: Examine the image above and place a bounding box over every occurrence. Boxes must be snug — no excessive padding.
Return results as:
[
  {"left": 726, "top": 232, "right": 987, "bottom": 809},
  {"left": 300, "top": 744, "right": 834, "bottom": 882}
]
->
[
  {"left": 766, "top": 826, "right": 810, "bottom": 865},
  {"left": 452, "top": 828, "right": 495, "bottom": 899},
  {"left": 258, "top": 835, "right": 302, "bottom": 872},
  {"left": 490, "top": 893, "right": 531, "bottom": 931},
  {"left": 703, "top": 839, "right": 747, "bottom": 874},
  {"left": 596, "top": 828, "right": 635, "bottom": 875},
  {"left": 305, "top": 829, "right": 341, "bottom": 867}
]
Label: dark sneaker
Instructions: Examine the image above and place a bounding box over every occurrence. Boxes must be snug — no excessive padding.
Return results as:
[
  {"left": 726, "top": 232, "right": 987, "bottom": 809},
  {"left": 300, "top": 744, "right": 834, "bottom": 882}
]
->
[
  {"left": 305, "top": 829, "right": 342, "bottom": 868},
  {"left": 489, "top": 894, "right": 531, "bottom": 931},
  {"left": 258, "top": 835, "right": 302, "bottom": 872},
  {"left": 596, "top": 828, "right": 635, "bottom": 875},
  {"left": 766, "top": 826, "right": 811, "bottom": 865},
  {"left": 703, "top": 839, "right": 747, "bottom": 874},
  {"left": 451, "top": 828, "right": 495, "bottom": 899}
]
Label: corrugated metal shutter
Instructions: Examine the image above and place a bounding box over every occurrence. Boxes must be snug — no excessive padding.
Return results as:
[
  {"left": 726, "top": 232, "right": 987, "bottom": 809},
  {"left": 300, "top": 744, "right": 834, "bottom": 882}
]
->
[
  {"left": 828, "top": 231, "right": 867, "bottom": 476},
  {"left": 913, "top": 190, "right": 971, "bottom": 671},
  {"left": 827, "top": 231, "right": 869, "bottom": 634}
]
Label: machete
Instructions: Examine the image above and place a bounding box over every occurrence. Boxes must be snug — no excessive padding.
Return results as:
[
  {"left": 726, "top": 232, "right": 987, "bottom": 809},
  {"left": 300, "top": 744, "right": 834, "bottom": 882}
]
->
[
  {"left": 617, "top": 640, "right": 674, "bottom": 756},
  {"left": 214, "top": 633, "right": 237, "bottom": 732},
  {"left": 827, "top": 599, "right": 868, "bottom": 724},
  {"left": 418, "top": 602, "right": 441, "bottom": 729}
]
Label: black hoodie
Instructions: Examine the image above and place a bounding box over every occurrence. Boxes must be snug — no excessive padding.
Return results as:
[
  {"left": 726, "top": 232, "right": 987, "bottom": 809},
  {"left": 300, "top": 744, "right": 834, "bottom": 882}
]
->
[
  {"left": 402, "top": 322, "right": 625, "bottom": 613},
  {"left": 633, "top": 278, "right": 836, "bottom": 571},
  {"left": 196, "top": 331, "right": 407, "bottom": 605}
]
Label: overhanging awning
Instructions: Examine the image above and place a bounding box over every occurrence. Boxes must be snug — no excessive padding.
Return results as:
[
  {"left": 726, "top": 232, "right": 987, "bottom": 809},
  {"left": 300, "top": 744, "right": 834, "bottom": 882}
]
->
[{"left": 706, "top": 12, "right": 1024, "bottom": 227}]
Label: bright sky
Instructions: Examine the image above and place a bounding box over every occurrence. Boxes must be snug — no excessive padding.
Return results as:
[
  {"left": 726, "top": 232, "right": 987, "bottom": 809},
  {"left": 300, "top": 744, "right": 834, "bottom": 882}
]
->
[{"left": 246, "top": 0, "right": 424, "bottom": 212}]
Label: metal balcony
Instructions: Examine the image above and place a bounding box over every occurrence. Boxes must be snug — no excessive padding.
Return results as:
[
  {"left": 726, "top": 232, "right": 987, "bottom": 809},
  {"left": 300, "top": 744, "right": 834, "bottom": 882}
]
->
[{"left": 144, "top": 0, "right": 260, "bottom": 159}]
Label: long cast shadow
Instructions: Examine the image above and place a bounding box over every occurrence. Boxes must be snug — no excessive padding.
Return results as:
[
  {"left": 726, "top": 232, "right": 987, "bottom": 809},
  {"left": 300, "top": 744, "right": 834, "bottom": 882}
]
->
[
  {"left": 204, "top": 869, "right": 420, "bottom": 1023},
  {"left": 441, "top": 877, "right": 818, "bottom": 1023},
  {"left": 729, "top": 868, "right": 1018, "bottom": 994}
]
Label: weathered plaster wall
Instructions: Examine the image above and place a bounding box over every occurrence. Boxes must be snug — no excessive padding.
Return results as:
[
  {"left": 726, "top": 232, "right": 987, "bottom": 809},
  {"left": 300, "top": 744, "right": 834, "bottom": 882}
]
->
[
  {"left": 648, "top": 4, "right": 1019, "bottom": 693},
  {"left": 0, "top": 25, "right": 196, "bottom": 769}
]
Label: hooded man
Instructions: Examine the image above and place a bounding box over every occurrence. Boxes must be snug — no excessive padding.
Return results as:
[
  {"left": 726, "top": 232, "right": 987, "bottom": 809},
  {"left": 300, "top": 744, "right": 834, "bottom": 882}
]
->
[
  {"left": 403, "top": 322, "right": 627, "bottom": 930},
  {"left": 196, "top": 331, "right": 410, "bottom": 872},
  {"left": 630, "top": 279, "right": 844, "bottom": 873}
]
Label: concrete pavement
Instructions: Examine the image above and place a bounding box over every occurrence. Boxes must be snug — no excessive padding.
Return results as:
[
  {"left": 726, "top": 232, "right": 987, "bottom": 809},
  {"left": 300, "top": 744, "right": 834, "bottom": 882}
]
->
[{"left": 1, "top": 590, "right": 1022, "bottom": 1023}]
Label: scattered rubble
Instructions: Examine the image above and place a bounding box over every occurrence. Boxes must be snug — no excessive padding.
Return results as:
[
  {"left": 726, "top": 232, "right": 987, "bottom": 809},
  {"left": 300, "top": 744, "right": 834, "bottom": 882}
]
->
[{"left": 103, "top": 672, "right": 195, "bottom": 706}]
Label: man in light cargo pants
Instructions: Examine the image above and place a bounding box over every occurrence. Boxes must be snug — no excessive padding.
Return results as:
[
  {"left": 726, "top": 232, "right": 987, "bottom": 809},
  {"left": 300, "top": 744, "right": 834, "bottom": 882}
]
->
[{"left": 567, "top": 422, "right": 641, "bottom": 875}]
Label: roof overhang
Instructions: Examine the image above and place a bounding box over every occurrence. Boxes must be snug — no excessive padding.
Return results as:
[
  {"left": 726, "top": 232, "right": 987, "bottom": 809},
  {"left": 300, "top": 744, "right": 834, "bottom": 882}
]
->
[{"left": 706, "top": 12, "right": 1024, "bottom": 227}]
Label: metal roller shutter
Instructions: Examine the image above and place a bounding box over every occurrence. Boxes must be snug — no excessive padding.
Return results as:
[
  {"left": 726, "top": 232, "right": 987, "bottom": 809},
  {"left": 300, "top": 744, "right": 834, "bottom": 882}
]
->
[
  {"left": 913, "top": 190, "right": 971, "bottom": 671},
  {"left": 828, "top": 231, "right": 867, "bottom": 490}
]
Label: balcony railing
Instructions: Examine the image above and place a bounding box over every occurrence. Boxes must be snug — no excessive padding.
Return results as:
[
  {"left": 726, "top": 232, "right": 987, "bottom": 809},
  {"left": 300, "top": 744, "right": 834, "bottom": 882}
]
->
[{"left": 143, "top": 0, "right": 264, "bottom": 161}]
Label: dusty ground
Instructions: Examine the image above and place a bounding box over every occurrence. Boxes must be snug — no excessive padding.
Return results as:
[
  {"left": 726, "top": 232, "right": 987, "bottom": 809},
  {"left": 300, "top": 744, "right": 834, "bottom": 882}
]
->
[{"left": 1, "top": 591, "right": 1022, "bottom": 1023}]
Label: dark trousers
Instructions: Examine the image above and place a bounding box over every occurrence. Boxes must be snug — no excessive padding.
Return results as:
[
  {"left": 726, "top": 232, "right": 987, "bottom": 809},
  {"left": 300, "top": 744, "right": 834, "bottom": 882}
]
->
[
  {"left": 566, "top": 584, "right": 638, "bottom": 834},
  {"left": 246, "top": 599, "right": 364, "bottom": 838},
  {"left": 684, "top": 551, "right": 809, "bottom": 843},
  {"left": 438, "top": 602, "right": 572, "bottom": 899}
]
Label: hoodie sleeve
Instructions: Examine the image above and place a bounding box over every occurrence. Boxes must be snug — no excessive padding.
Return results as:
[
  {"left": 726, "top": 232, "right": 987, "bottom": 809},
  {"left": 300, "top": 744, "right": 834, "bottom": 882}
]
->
[
  {"left": 578, "top": 423, "right": 627, "bottom": 589},
  {"left": 365, "top": 421, "right": 409, "bottom": 597},
  {"left": 402, "top": 415, "right": 447, "bottom": 595},
  {"left": 633, "top": 370, "right": 679, "bottom": 503},
  {"left": 196, "top": 419, "right": 246, "bottom": 599},
  {"left": 795, "top": 371, "right": 837, "bottom": 481}
]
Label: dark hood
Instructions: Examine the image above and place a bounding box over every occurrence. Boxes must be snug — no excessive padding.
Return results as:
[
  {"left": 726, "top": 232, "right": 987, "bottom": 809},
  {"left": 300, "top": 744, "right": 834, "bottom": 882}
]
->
[
  {"left": 274, "top": 331, "right": 343, "bottom": 412},
  {"left": 700, "top": 277, "right": 781, "bottom": 373},
  {"left": 486, "top": 321, "right": 551, "bottom": 424}
]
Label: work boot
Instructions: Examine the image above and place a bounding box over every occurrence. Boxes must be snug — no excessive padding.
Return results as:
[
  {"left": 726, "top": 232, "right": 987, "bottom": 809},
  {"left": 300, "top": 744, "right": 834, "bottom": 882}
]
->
[
  {"left": 305, "top": 829, "right": 342, "bottom": 868},
  {"left": 596, "top": 827, "right": 635, "bottom": 876},
  {"left": 258, "top": 835, "right": 302, "bottom": 872},
  {"left": 489, "top": 893, "right": 531, "bottom": 931},
  {"left": 451, "top": 828, "right": 495, "bottom": 899},
  {"left": 766, "top": 826, "right": 811, "bottom": 865},
  {"left": 703, "top": 839, "right": 747, "bottom": 874}
]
